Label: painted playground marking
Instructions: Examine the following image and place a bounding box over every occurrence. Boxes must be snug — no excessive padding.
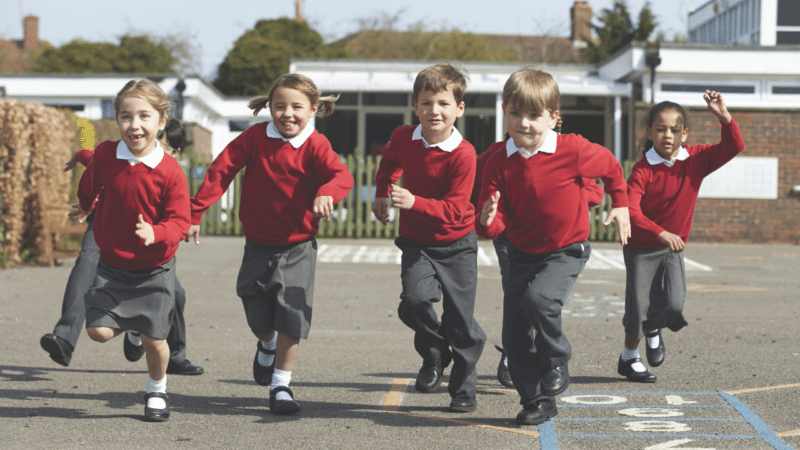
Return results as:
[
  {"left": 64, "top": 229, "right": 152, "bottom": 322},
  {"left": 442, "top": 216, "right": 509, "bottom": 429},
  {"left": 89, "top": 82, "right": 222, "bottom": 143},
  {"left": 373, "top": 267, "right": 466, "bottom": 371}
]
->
[
  {"left": 381, "top": 379, "right": 797, "bottom": 449},
  {"left": 317, "top": 244, "right": 712, "bottom": 271}
]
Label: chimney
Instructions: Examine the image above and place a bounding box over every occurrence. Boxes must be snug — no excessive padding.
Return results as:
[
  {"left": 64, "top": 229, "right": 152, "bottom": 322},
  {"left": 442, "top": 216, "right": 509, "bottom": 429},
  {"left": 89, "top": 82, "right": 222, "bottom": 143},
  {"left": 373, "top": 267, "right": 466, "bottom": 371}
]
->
[
  {"left": 23, "top": 15, "right": 39, "bottom": 52},
  {"left": 295, "top": 0, "right": 305, "bottom": 22},
  {"left": 571, "top": 1, "right": 593, "bottom": 47}
]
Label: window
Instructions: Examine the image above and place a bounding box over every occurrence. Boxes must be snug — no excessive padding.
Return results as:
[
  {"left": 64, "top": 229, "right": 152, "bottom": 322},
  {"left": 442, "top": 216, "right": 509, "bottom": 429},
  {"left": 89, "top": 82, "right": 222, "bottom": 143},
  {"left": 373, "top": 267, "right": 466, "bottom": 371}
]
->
[
  {"left": 315, "top": 110, "right": 357, "bottom": 155},
  {"left": 101, "top": 99, "right": 115, "bottom": 119},
  {"left": 772, "top": 86, "right": 800, "bottom": 94},
  {"left": 362, "top": 92, "right": 408, "bottom": 106},
  {"left": 778, "top": 0, "right": 800, "bottom": 26},
  {"left": 228, "top": 120, "right": 250, "bottom": 132},
  {"left": 661, "top": 84, "right": 755, "bottom": 94},
  {"left": 776, "top": 31, "right": 800, "bottom": 44}
]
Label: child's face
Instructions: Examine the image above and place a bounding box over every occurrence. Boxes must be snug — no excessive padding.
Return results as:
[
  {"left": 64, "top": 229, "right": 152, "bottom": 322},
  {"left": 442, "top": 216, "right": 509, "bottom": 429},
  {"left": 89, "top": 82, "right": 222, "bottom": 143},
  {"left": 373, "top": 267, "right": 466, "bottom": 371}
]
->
[
  {"left": 503, "top": 104, "right": 558, "bottom": 151},
  {"left": 647, "top": 109, "right": 688, "bottom": 160},
  {"left": 269, "top": 86, "right": 318, "bottom": 139},
  {"left": 116, "top": 96, "right": 166, "bottom": 158},
  {"left": 414, "top": 88, "right": 465, "bottom": 144}
]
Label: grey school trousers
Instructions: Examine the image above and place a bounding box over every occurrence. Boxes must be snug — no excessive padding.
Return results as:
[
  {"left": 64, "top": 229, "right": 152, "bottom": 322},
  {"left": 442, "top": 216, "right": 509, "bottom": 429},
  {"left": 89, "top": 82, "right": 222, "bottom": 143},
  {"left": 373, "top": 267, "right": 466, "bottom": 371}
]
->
[
  {"left": 503, "top": 240, "right": 590, "bottom": 407},
  {"left": 50, "top": 211, "right": 190, "bottom": 363},
  {"left": 622, "top": 245, "right": 688, "bottom": 339},
  {"left": 395, "top": 231, "right": 486, "bottom": 400}
]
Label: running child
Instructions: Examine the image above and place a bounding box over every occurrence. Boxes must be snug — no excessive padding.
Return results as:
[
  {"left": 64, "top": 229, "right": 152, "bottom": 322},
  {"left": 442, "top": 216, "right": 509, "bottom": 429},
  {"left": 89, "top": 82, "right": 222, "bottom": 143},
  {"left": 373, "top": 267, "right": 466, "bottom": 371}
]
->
[
  {"left": 477, "top": 67, "right": 630, "bottom": 425},
  {"left": 41, "top": 119, "right": 203, "bottom": 376},
  {"left": 373, "top": 63, "right": 486, "bottom": 413},
  {"left": 78, "top": 80, "right": 191, "bottom": 422},
  {"left": 617, "top": 91, "right": 744, "bottom": 383},
  {"left": 185, "top": 74, "right": 353, "bottom": 415}
]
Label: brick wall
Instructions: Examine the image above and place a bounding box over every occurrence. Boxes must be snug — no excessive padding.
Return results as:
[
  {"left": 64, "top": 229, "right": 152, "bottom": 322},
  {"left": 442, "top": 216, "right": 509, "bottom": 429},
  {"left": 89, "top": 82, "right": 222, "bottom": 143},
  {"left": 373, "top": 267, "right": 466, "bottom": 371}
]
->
[{"left": 634, "top": 105, "right": 800, "bottom": 244}]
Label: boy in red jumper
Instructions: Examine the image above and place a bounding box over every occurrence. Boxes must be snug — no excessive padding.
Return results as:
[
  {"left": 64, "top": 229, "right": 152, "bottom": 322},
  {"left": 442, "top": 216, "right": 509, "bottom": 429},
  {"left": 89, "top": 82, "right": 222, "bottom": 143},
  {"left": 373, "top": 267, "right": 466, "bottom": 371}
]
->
[
  {"left": 477, "top": 68, "right": 630, "bottom": 425},
  {"left": 186, "top": 74, "right": 353, "bottom": 415},
  {"left": 617, "top": 91, "right": 744, "bottom": 383},
  {"left": 373, "top": 63, "right": 485, "bottom": 413}
]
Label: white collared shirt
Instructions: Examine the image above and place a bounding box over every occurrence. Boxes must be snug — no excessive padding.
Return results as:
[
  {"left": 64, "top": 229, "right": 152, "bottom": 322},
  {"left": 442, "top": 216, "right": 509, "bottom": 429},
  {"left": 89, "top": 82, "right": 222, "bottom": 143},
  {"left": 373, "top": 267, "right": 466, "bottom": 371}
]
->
[
  {"left": 116, "top": 141, "right": 164, "bottom": 168},
  {"left": 411, "top": 125, "right": 463, "bottom": 152},
  {"left": 645, "top": 146, "right": 690, "bottom": 167},
  {"left": 506, "top": 129, "right": 558, "bottom": 159},
  {"left": 267, "top": 121, "right": 315, "bottom": 148}
]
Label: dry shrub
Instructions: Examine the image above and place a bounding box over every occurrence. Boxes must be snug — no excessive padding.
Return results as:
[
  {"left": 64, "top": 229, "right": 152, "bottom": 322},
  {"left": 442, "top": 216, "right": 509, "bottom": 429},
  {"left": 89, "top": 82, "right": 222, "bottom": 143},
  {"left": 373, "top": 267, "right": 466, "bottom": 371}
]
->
[{"left": 0, "top": 100, "right": 76, "bottom": 264}]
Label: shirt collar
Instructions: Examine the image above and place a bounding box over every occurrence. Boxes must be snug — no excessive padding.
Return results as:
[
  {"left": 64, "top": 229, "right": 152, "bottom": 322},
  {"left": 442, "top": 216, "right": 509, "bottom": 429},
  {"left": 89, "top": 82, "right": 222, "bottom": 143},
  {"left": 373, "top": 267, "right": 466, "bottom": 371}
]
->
[
  {"left": 267, "top": 121, "right": 314, "bottom": 148},
  {"left": 411, "top": 124, "right": 463, "bottom": 152},
  {"left": 645, "top": 146, "right": 690, "bottom": 167},
  {"left": 116, "top": 140, "right": 164, "bottom": 168},
  {"left": 505, "top": 129, "right": 558, "bottom": 159}
]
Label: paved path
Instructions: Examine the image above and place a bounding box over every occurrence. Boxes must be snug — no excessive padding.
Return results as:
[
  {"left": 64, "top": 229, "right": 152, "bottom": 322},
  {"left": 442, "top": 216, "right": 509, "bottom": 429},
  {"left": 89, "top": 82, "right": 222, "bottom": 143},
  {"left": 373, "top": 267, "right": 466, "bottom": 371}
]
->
[{"left": 1, "top": 238, "right": 798, "bottom": 449}]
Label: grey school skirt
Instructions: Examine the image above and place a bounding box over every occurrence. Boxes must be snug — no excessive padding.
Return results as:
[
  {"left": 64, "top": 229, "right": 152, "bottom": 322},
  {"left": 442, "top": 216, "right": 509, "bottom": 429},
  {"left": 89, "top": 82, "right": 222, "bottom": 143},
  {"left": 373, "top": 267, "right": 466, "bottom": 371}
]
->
[{"left": 84, "top": 258, "right": 177, "bottom": 340}]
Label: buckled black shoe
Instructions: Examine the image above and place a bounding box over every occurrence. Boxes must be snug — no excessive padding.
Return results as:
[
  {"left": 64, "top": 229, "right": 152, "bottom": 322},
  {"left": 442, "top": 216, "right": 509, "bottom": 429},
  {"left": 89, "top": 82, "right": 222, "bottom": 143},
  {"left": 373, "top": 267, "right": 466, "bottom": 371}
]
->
[
  {"left": 143, "top": 392, "right": 170, "bottom": 422},
  {"left": 123, "top": 332, "right": 145, "bottom": 362},
  {"left": 516, "top": 399, "right": 558, "bottom": 425},
  {"left": 448, "top": 396, "right": 477, "bottom": 413},
  {"left": 167, "top": 359, "right": 205, "bottom": 375},
  {"left": 415, "top": 360, "right": 444, "bottom": 393},
  {"left": 40, "top": 333, "right": 73, "bottom": 367},
  {"left": 495, "top": 345, "right": 514, "bottom": 388},
  {"left": 645, "top": 329, "right": 665, "bottom": 367},
  {"left": 541, "top": 364, "right": 569, "bottom": 396},
  {"left": 253, "top": 340, "right": 276, "bottom": 386},
  {"left": 617, "top": 356, "right": 657, "bottom": 383},
  {"left": 269, "top": 386, "right": 301, "bottom": 415}
]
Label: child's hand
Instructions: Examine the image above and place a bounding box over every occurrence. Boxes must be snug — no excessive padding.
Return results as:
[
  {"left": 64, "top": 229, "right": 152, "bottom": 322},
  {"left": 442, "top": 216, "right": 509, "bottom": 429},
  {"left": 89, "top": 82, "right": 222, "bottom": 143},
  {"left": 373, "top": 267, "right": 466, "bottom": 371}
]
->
[
  {"left": 135, "top": 214, "right": 155, "bottom": 246},
  {"left": 703, "top": 90, "right": 732, "bottom": 124},
  {"left": 657, "top": 230, "right": 685, "bottom": 253},
  {"left": 372, "top": 197, "right": 391, "bottom": 224},
  {"left": 480, "top": 191, "right": 501, "bottom": 227},
  {"left": 184, "top": 224, "right": 201, "bottom": 245},
  {"left": 67, "top": 203, "right": 90, "bottom": 223},
  {"left": 390, "top": 184, "right": 415, "bottom": 210},
  {"left": 604, "top": 206, "right": 631, "bottom": 246},
  {"left": 63, "top": 155, "right": 78, "bottom": 172},
  {"left": 313, "top": 195, "right": 334, "bottom": 221}
]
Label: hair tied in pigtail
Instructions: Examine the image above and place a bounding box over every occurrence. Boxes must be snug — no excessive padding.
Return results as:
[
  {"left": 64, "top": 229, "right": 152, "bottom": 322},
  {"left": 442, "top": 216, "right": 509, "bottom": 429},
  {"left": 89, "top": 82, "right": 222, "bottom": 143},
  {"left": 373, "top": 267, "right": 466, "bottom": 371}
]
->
[{"left": 248, "top": 96, "right": 270, "bottom": 116}]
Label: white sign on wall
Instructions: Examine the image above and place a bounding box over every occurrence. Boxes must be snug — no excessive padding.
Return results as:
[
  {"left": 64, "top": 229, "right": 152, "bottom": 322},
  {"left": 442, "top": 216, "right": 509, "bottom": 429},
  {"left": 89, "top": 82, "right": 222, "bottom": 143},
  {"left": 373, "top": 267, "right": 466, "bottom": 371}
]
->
[{"left": 698, "top": 156, "right": 779, "bottom": 199}]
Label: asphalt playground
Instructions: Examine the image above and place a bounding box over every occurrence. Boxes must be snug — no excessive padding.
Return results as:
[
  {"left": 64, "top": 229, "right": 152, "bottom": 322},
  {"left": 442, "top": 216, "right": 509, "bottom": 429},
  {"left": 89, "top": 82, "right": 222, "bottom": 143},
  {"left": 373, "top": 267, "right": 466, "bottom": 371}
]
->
[{"left": 1, "top": 237, "right": 798, "bottom": 449}]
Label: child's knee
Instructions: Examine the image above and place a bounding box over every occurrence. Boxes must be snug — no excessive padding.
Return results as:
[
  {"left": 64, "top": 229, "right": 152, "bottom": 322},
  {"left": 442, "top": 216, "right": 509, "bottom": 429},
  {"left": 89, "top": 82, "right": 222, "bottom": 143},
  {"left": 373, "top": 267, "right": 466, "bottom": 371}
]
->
[{"left": 86, "top": 327, "right": 111, "bottom": 342}]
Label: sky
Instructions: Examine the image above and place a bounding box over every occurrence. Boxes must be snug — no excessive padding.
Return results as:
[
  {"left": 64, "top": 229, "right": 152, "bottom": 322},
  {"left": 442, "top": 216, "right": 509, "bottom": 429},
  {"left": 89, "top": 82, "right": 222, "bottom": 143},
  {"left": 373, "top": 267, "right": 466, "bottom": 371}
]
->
[{"left": 1, "top": 0, "right": 697, "bottom": 80}]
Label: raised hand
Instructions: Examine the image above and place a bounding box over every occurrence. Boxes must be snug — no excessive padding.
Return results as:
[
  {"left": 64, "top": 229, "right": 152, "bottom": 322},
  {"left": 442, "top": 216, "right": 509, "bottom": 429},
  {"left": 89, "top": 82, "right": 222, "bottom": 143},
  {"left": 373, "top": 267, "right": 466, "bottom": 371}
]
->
[
  {"left": 135, "top": 214, "right": 155, "bottom": 246},
  {"left": 703, "top": 90, "right": 732, "bottom": 124},
  {"left": 480, "top": 191, "right": 501, "bottom": 227}
]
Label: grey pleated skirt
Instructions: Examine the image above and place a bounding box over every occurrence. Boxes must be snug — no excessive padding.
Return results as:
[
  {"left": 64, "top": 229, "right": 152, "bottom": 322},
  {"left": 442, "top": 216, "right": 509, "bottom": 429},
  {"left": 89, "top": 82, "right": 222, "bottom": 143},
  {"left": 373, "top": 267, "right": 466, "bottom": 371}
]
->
[{"left": 85, "top": 258, "right": 177, "bottom": 339}]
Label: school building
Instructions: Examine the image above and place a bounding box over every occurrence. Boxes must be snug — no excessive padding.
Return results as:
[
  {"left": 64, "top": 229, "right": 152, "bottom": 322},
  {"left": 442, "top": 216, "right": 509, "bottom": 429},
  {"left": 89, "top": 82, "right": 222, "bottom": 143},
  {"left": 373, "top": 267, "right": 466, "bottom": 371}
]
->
[{"left": 1, "top": 1, "right": 798, "bottom": 244}]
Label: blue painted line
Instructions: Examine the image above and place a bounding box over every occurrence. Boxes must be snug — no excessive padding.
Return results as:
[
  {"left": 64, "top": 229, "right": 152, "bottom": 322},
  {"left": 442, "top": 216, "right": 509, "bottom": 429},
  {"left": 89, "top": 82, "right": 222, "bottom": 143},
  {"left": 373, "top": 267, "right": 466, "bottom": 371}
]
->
[
  {"left": 720, "top": 393, "right": 794, "bottom": 450},
  {"left": 559, "top": 434, "right": 761, "bottom": 438},
  {"left": 555, "top": 418, "right": 745, "bottom": 422},
  {"left": 559, "top": 404, "right": 729, "bottom": 408},
  {"left": 538, "top": 419, "right": 559, "bottom": 449}
]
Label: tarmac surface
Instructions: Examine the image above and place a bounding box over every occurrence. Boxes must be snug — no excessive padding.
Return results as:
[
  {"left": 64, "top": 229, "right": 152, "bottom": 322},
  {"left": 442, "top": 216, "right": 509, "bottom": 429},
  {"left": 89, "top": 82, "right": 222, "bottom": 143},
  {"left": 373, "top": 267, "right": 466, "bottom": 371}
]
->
[{"left": 1, "top": 237, "right": 799, "bottom": 449}]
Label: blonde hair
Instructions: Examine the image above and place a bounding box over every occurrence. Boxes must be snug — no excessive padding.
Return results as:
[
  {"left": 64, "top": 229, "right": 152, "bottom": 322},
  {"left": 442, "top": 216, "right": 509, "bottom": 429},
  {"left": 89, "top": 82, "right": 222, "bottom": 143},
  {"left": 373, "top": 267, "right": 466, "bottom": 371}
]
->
[
  {"left": 248, "top": 74, "right": 338, "bottom": 118},
  {"left": 413, "top": 64, "right": 468, "bottom": 104},
  {"left": 502, "top": 67, "right": 560, "bottom": 115},
  {"left": 114, "top": 79, "right": 172, "bottom": 123}
]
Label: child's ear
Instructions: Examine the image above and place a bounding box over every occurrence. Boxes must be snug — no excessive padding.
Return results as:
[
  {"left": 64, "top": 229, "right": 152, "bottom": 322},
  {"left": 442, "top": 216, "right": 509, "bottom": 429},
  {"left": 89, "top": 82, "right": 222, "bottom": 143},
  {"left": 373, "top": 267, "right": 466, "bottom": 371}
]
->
[
  {"left": 456, "top": 101, "right": 465, "bottom": 117},
  {"left": 681, "top": 127, "right": 689, "bottom": 144},
  {"left": 548, "top": 110, "right": 559, "bottom": 128}
]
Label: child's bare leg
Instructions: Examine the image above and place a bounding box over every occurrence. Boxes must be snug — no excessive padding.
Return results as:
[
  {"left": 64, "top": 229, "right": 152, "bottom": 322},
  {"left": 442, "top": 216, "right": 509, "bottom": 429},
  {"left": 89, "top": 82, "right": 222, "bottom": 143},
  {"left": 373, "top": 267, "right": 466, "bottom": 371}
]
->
[
  {"left": 275, "top": 332, "right": 299, "bottom": 372},
  {"left": 141, "top": 335, "right": 169, "bottom": 380},
  {"left": 86, "top": 326, "right": 124, "bottom": 343},
  {"left": 624, "top": 333, "right": 640, "bottom": 351}
]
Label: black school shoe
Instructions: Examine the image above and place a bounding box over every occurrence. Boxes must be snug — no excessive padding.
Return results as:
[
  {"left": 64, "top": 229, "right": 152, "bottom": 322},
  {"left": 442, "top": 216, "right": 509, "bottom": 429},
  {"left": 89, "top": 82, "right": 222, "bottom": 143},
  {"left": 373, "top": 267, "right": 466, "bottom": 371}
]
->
[
  {"left": 645, "top": 329, "right": 665, "bottom": 367},
  {"left": 495, "top": 345, "right": 514, "bottom": 388},
  {"left": 541, "top": 364, "right": 569, "bottom": 396},
  {"left": 253, "top": 341, "right": 275, "bottom": 386},
  {"left": 269, "top": 386, "right": 301, "bottom": 415},
  {"left": 449, "top": 397, "right": 477, "bottom": 413},
  {"left": 143, "top": 392, "right": 170, "bottom": 422},
  {"left": 40, "top": 333, "right": 73, "bottom": 367},
  {"left": 617, "top": 356, "right": 657, "bottom": 383},
  {"left": 516, "top": 399, "right": 558, "bottom": 425},
  {"left": 415, "top": 350, "right": 452, "bottom": 393},
  {"left": 123, "top": 333, "right": 145, "bottom": 362},
  {"left": 167, "top": 359, "right": 205, "bottom": 375}
]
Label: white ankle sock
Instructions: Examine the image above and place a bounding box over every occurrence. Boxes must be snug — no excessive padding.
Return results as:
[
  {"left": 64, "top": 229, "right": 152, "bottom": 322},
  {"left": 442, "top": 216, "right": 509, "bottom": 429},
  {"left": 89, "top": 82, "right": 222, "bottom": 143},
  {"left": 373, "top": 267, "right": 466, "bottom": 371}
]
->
[
  {"left": 127, "top": 332, "right": 142, "bottom": 346},
  {"left": 146, "top": 375, "right": 167, "bottom": 409},
  {"left": 621, "top": 345, "right": 639, "bottom": 361},
  {"left": 271, "top": 369, "right": 292, "bottom": 401},
  {"left": 645, "top": 330, "right": 660, "bottom": 349},
  {"left": 258, "top": 334, "right": 277, "bottom": 367}
]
